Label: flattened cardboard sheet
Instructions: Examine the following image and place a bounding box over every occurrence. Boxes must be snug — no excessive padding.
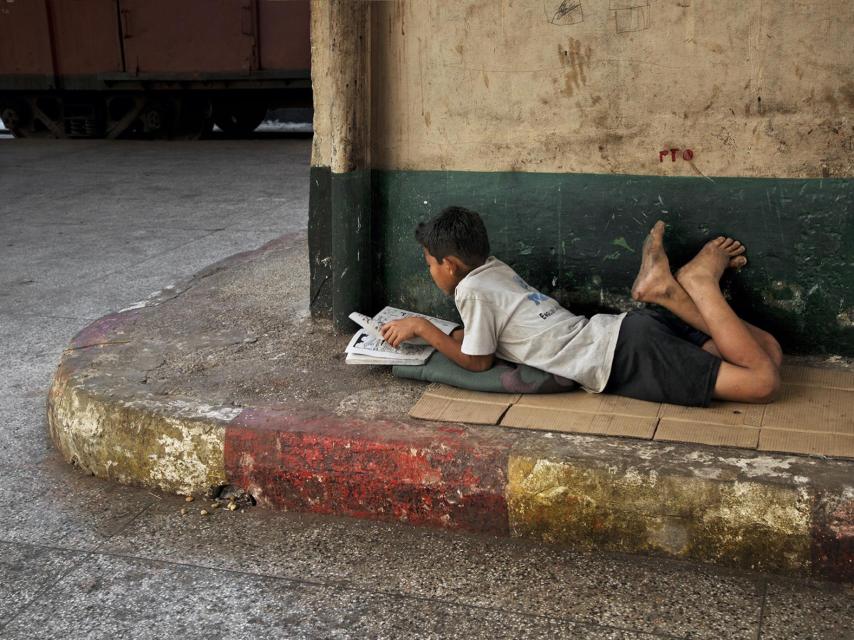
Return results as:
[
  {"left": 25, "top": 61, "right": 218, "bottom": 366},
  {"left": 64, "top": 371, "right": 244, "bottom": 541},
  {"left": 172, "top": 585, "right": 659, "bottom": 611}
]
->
[
  {"left": 503, "top": 391, "right": 658, "bottom": 438},
  {"left": 501, "top": 405, "right": 657, "bottom": 438},
  {"left": 408, "top": 365, "right": 854, "bottom": 459},
  {"left": 781, "top": 364, "right": 854, "bottom": 390},
  {"left": 501, "top": 406, "right": 597, "bottom": 433},
  {"left": 408, "top": 383, "right": 519, "bottom": 425},
  {"left": 589, "top": 414, "right": 658, "bottom": 439},
  {"left": 512, "top": 391, "right": 660, "bottom": 417},
  {"left": 658, "top": 401, "right": 765, "bottom": 427},
  {"left": 758, "top": 429, "right": 854, "bottom": 458},
  {"left": 761, "top": 384, "right": 854, "bottom": 436},
  {"left": 596, "top": 394, "right": 662, "bottom": 418},
  {"left": 655, "top": 419, "right": 760, "bottom": 449},
  {"left": 417, "top": 383, "right": 520, "bottom": 405}
]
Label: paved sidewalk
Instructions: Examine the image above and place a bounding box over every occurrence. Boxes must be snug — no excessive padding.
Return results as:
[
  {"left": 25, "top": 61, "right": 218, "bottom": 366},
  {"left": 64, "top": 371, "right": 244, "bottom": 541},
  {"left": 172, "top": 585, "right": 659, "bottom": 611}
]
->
[{"left": 2, "top": 139, "right": 853, "bottom": 639}]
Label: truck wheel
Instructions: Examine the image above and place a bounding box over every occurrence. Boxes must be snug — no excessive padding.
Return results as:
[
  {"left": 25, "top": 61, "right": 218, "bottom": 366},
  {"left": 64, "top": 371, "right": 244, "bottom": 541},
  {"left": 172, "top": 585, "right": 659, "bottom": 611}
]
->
[
  {"left": 0, "top": 103, "right": 26, "bottom": 137},
  {"left": 172, "top": 96, "right": 214, "bottom": 140},
  {"left": 1, "top": 97, "right": 63, "bottom": 138},
  {"left": 213, "top": 101, "right": 267, "bottom": 136}
]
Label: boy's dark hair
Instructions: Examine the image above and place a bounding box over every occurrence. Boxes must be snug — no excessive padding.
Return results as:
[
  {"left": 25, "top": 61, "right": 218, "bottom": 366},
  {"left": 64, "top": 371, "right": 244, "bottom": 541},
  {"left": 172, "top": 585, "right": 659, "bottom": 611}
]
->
[{"left": 415, "top": 206, "right": 490, "bottom": 268}]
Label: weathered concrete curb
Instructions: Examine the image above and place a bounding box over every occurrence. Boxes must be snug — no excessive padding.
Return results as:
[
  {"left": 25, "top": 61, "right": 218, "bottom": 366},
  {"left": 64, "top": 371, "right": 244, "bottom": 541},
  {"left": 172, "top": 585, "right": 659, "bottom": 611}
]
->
[
  {"left": 48, "top": 370, "right": 226, "bottom": 497},
  {"left": 48, "top": 313, "right": 232, "bottom": 497},
  {"left": 45, "top": 237, "right": 854, "bottom": 582},
  {"left": 48, "top": 326, "right": 854, "bottom": 581}
]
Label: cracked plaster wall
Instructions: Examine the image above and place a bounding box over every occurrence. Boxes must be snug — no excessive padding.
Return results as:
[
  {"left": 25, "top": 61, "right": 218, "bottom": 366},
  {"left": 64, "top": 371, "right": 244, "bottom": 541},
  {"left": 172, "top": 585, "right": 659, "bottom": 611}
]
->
[{"left": 366, "top": 0, "right": 852, "bottom": 177}]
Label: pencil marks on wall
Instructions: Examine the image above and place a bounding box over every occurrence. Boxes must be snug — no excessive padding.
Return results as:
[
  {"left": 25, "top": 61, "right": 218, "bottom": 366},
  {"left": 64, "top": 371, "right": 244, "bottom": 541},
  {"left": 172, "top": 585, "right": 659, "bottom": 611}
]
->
[
  {"left": 545, "top": 0, "right": 583, "bottom": 26},
  {"left": 610, "top": 0, "right": 650, "bottom": 33},
  {"left": 545, "top": 0, "right": 651, "bottom": 33}
]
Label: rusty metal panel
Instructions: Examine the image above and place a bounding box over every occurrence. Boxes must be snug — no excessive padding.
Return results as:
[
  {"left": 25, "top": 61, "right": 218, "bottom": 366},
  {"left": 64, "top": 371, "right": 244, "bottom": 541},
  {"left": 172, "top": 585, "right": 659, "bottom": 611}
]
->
[
  {"left": 49, "top": 0, "right": 124, "bottom": 75},
  {"left": 0, "top": 0, "right": 54, "bottom": 76},
  {"left": 258, "top": 0, "right": 310, "bottom": 71},
  {"left": 119, "top": 0, "right": 257, "bottom": 74}
]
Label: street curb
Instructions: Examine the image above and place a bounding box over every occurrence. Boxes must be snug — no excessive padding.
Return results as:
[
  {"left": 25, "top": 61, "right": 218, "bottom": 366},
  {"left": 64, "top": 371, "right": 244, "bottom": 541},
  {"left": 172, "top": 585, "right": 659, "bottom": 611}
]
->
[
  {"left": 48, "top": 334, "right": 854, "bottom": 581},
  {"left": 45, "top": 241, "right": 854, "bottom": 582},
  {"left": 226, "top": 407, "right": 513, "bottom": 534}
]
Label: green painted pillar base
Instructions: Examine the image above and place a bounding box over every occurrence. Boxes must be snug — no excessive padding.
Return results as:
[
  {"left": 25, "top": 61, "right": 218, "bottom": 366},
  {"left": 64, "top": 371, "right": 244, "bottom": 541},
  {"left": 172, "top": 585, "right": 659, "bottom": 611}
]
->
[
  {"left": 309, "top": 166, "right": 373, "bottom": 331},
  {"left": 308, "top": 166, "right": 333, "bottom": 317}
]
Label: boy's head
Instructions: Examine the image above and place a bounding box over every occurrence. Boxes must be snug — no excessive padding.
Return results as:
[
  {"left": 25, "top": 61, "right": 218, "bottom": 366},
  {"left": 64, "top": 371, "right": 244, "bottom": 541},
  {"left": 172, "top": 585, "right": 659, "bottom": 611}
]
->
[{"left": 415, "top": 206, "right": 490, "bottom": 295}]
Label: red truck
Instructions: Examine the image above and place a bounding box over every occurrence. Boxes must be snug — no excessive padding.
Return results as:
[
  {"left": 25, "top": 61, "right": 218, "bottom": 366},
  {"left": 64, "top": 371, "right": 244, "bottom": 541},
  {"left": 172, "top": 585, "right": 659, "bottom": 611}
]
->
[{"left": 0, "top": 0, "right": 311, "bottom": 138}]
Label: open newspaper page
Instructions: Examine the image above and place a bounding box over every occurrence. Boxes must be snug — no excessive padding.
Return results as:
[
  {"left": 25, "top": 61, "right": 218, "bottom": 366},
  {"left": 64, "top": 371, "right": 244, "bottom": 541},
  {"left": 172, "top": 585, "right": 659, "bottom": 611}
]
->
[
  {"left": 345, "top": 329, "right": 433, "bottom": 363},
  {"left": 345, "top": 352, "right": 428, "bottom": 365},
  {"left": 369, "top": 306, "right": 458, "bottom": 345}
]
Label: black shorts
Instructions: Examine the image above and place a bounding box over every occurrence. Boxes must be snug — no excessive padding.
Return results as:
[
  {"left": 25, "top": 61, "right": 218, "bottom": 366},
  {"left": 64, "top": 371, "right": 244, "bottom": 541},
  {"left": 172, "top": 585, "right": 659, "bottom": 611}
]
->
[{"left": 604, "top": 309, "right": 722, "bottom": 407}]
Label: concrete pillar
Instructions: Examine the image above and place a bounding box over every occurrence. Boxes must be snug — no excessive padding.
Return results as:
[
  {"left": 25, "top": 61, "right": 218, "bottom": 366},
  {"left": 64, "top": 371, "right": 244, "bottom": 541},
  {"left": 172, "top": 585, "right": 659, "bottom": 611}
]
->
[{"left": 309, "top": 0, "right": 372, "bottom": 331}]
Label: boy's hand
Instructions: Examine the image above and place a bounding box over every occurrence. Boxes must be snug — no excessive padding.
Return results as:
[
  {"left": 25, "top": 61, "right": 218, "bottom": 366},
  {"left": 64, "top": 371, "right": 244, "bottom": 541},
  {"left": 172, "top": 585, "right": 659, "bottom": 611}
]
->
[
  {"left": 383, "top": 318, "right": 492, "bottom": 372},
  {"left": 380, "top": 317, "right": 428, "bottom": 348}
]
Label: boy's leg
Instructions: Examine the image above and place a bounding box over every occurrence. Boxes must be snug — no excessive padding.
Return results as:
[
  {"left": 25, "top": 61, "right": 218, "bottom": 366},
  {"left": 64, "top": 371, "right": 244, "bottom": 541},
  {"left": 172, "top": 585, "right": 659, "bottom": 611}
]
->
[
  {"left": 675, "top": 238, "right": 780, "bottom": 403},
  {"left": 631, "top": 221, "right": 783, "bottom": 367},
  {"left": 700, "top": 334, "right": 782, "bottom": 369}
]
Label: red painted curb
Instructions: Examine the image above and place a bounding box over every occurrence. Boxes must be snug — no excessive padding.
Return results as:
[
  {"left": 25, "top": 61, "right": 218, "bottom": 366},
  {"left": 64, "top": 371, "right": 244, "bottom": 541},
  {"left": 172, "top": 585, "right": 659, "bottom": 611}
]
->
[
  {"left": 225, "top": 408, "right": 516, "bottom": 534},
  {"left": 812, "top": 496, "right": 854, "bottom": 581}
]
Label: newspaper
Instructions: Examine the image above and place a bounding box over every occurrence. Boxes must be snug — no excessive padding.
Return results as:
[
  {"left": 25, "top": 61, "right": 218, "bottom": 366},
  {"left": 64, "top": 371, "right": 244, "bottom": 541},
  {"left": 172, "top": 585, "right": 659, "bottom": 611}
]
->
[
  {"left": 345, "top": 330, "right": 433, "bottom": 363},
  {"left": 345, "top": 306, "right": 459, "bottom": 365}
]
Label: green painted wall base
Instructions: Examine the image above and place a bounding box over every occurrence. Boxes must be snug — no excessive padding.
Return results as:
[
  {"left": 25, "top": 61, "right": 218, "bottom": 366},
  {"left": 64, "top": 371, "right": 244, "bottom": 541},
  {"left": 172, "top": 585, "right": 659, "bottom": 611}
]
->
[
  {"left": 308, "top": 166, "right": 333, "bottom": 316},
  {"left": 310, "top": 168, "right": 854, "bottom": 355},
  {"left": 309, "top": 166, "right": 372, "bottom": 330}
]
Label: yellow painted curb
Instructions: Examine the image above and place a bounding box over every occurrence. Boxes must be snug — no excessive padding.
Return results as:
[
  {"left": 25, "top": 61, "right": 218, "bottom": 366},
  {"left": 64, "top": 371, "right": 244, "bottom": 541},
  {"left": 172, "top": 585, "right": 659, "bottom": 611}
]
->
[{"left": 48, "top": 362, "right": 229, "bottom": 496}]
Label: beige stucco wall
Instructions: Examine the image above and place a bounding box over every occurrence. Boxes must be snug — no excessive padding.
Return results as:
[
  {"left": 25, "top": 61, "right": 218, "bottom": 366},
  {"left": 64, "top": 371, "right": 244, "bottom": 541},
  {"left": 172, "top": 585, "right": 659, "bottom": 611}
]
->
[
  {"left": 310, "top": 0, "right": 370, "bottom": 174},
  {"left": 313, "top": 0, "right": 854, "bottom": 178}
]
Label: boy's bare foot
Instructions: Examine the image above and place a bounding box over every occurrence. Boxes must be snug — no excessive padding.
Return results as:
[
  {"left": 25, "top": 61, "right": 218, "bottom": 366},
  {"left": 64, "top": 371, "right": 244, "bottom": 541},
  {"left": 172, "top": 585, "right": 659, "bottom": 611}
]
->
[
  {"left": 676, "top": 236, "right": 748, "bottom": 287},
  {"left": 631, "top": 220, "right": 679, "bottom": 303}
]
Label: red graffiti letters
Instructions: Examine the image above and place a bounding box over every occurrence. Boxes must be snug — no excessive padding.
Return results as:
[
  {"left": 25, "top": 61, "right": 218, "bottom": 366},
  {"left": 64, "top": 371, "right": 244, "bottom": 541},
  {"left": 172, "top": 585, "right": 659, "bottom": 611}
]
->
[{"left": 659, "top": 148, "right": 694, "bottom": 162}]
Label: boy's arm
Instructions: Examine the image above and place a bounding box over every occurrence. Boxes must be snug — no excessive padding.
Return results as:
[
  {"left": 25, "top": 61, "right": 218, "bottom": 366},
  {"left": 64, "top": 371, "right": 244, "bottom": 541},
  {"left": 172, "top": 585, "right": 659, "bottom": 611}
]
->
[{"left": 381, "top": 319, "right": 494, "bottom": 372}]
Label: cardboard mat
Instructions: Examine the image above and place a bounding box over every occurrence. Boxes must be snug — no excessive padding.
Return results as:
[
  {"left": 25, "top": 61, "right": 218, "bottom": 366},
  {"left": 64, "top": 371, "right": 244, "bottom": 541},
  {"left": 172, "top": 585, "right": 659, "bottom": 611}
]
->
[{"left": 409, "top": 365, "right": 854, "bottom": 459}]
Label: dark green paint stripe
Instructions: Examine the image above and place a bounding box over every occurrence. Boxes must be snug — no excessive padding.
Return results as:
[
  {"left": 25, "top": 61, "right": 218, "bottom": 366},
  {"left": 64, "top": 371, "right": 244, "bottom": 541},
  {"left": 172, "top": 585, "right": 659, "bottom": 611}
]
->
[
  {"left": 311, "top": 169, "right": 853, "bottom": 355},
  {"left": 309, "top": 166, "right": 372, "bottom": 330},
  {"left": 308, "top": 166, "right": 333, "bottom": 316}
]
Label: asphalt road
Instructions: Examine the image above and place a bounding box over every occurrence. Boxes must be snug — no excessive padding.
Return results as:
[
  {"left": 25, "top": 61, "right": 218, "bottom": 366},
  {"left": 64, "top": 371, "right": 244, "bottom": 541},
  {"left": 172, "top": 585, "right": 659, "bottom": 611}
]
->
[{"left": 0, "top": 137, "right": 851, "bottom": 639}]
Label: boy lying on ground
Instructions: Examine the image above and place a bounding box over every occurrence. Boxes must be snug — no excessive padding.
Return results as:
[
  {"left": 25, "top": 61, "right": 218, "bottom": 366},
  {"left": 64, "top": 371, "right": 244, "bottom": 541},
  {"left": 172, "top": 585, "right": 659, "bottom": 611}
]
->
[{"left": 380, "top": 206, "right": 782, "bottom": 407}]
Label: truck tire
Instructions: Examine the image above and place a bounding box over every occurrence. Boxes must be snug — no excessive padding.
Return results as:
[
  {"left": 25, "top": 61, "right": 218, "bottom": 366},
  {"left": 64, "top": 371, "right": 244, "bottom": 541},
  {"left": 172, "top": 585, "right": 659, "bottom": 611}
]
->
[{"left": 213, "top": 100, "right": 267, "bottom": 136}]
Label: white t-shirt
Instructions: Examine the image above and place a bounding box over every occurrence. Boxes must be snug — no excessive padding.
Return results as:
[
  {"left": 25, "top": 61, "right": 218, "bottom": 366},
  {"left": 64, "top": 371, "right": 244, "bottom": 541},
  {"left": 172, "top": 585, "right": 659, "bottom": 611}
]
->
[{"left": 454, "top": 257, "right": 626, "bottom": 393}]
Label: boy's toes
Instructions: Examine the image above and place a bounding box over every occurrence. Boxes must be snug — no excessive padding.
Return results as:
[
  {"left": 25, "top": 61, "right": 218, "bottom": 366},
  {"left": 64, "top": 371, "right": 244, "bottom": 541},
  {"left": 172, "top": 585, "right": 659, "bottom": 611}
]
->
[
  {"left": 720, "top": 237, "right": 736, "bottom": 251},
  {"left": 729, "top": 255, "right": 748, "bottom": 269},
  {"left": 723, "top": 240, "right": 746, "bottom": 256}
]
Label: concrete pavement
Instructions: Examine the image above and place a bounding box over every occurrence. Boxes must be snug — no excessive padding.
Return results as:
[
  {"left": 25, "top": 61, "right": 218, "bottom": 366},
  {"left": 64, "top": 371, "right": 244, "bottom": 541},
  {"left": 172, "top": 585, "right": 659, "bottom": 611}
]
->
[{"left": 1, "top": 138, "right": 853, "bottom": 639}]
